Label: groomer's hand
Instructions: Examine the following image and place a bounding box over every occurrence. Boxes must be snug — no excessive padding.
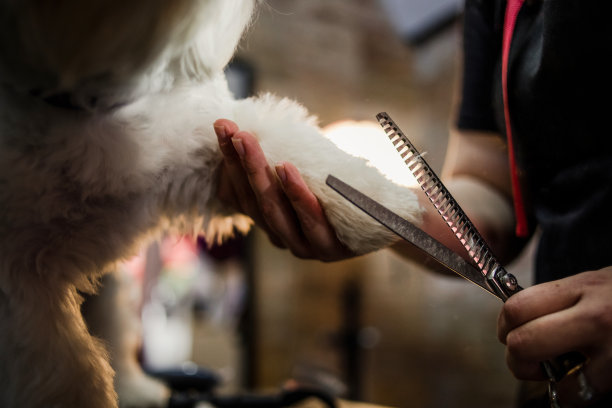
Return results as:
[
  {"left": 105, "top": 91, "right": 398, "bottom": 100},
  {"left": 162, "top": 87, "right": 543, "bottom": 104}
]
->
[
  {"left": 214, "top": 119, "right": 353, "bottom": 261},
  {"left": 497, "top": 267, "right": 612, "bottom": 402}
]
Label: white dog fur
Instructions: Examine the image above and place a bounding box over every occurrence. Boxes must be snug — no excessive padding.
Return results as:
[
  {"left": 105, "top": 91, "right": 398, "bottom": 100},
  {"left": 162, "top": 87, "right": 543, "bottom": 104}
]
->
[{"left": 0, "top": 1, "right": 421, "bottom": 407}]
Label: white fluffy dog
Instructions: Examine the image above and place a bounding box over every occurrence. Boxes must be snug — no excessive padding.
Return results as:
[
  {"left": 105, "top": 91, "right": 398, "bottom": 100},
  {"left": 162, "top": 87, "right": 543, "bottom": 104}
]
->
[{"left": 0, "top": 1, "right": 420, "bottom": 407}]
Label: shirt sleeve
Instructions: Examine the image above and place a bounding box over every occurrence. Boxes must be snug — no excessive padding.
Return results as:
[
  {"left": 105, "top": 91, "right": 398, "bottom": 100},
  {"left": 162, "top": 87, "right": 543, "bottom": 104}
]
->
[{"left": 456, "top": 0, "right": 502, "bottom": 133}]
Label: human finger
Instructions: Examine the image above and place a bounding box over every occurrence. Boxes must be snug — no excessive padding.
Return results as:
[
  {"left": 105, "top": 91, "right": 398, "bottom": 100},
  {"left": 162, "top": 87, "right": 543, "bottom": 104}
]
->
[
  {"left": 503, "top": 305, "right": 595, "bottom": 364},
  {"left": 230, "top": 131, "right": 313, "bottom": 257},
  {"left": 502, "top": 305, "right": 594, "bottom": 383},
  {"left": 275, "top": 161, "right": 353, "bottom": 261},
  {"left": 214, "top": 120, "right": 262, "bottom": 219},
  {"left": 498, "top": 277, "right": 582, "bottom": 343},
  {"left": 214, "top": 119, "right": 240, "bottom": 156},
  {"left": 214, "top": 120, "right": 285, "bottom": 247},
  {"left": 505, "top": 350, "right": 547, "bottom": 381}
]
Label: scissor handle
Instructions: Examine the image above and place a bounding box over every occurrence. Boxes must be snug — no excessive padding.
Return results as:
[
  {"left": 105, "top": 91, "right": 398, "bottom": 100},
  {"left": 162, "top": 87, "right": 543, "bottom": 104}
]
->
[
  {"left": 544, "top": 352, "right": 588, "bottom": 383},
  {"left": 543, "top": 353, "right": 591, "bottom": 408}
]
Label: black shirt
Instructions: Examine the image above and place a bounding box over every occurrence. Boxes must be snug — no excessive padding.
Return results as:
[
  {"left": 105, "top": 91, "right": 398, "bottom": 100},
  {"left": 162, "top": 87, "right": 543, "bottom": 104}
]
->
[{"left": 457, "top": 0, "right": 612, "bottom": 283}]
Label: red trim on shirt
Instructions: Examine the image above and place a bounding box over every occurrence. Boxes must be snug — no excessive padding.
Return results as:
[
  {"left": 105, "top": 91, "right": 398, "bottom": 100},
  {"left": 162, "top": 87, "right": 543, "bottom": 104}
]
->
[{"left": 502, "top": 0, "right": 529, "bottom": 237}]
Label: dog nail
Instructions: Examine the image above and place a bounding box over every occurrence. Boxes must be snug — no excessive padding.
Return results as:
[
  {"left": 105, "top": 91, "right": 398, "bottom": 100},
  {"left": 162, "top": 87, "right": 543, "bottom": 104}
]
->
[
  {"left": 232, "top": 138, "right": 245, "bottom": 158},
  {"left": 276, "top": 163, "right": 287, "bottom": 185}
]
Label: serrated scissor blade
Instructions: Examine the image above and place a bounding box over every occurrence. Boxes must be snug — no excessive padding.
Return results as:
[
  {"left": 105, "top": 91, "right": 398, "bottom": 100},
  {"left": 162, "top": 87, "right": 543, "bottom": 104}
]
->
[
  {"left": 326, "top": 175, "right": 498, "bottom": 298},
  {"left": 376, "top": 112, "right": 524, "bottom": 301}
]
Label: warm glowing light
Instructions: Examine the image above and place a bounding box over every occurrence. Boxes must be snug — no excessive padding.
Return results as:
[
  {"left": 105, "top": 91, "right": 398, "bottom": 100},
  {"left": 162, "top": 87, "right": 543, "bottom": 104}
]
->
[{"left": 323, "top": 120, "right": 419, "bottom": 187}]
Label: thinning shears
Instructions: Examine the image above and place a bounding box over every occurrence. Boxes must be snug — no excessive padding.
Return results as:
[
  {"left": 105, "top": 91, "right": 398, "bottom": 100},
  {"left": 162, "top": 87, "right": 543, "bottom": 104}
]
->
[{"left": 326, "top": 112, "right": 590, "bottom": 408}]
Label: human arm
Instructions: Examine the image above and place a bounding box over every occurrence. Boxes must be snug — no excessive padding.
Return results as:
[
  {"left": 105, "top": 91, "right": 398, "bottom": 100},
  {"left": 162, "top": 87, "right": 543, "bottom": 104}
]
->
[{"left": 392, "top": 127, "right": 520, "bottom": 266}]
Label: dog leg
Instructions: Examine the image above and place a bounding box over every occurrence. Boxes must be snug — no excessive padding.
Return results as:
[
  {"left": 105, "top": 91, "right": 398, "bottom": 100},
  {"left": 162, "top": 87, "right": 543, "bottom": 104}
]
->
[
  {"left": 83, "top": 268, "right": 171, "bottom": 408},
  {"left": 0, "top": 284, "right": 118, "bottom": 408},
  {"left": 228, "top": 94, "right": 422, "bottom": 254}
]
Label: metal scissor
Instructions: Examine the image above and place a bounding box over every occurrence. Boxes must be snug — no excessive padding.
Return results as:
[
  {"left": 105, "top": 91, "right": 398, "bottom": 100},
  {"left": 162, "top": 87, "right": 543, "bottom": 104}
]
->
[{"left": 326, "top": 112, "right": 591, "bottom": 408}]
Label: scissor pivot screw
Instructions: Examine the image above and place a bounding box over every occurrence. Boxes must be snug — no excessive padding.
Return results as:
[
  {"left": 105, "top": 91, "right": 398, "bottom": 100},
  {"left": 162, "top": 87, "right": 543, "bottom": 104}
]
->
[{"left": 501, "top": 273, "right": 518, "bottom": 291}]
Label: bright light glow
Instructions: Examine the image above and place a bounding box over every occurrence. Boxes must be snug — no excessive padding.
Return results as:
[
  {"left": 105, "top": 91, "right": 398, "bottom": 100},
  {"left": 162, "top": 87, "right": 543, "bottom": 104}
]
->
[{"left": 323, "top": 120, "right": 419, "bottom": 187}]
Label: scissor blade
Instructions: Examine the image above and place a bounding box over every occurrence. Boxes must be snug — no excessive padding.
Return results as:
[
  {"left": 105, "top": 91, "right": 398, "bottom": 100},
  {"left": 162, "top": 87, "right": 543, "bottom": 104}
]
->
[{"left": 326, "top": 175, "right": 498, "bottom": 298}]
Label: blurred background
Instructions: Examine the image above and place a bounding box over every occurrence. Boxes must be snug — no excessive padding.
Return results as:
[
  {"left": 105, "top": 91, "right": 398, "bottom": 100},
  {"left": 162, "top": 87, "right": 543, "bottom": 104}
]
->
[{"left": 134, "top": 1, "right": 537, "bottom": 407}]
